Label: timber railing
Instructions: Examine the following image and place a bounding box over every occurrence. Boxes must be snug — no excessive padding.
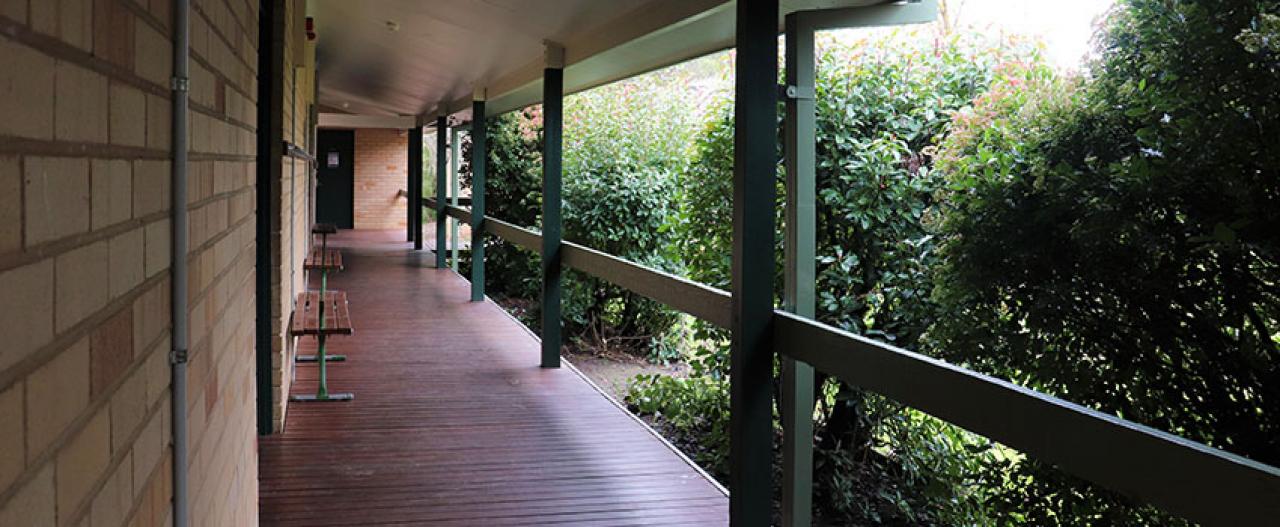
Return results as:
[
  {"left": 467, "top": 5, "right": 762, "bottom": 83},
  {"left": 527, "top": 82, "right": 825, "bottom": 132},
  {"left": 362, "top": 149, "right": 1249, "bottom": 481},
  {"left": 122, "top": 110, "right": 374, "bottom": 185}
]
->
[{"left": 425, "top": 197, "right": 1280, "bottom": 525}]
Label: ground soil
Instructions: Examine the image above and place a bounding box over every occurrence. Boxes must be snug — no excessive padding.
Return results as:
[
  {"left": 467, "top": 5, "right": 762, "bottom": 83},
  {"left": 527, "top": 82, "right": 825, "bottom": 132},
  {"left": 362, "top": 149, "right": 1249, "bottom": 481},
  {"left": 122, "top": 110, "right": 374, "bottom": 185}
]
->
[
  {"left": 490, "top": 294, "right": 686, "bottom": 402},
  {"left": 564, "top": 347, "right": 686, "bottom": 402}
]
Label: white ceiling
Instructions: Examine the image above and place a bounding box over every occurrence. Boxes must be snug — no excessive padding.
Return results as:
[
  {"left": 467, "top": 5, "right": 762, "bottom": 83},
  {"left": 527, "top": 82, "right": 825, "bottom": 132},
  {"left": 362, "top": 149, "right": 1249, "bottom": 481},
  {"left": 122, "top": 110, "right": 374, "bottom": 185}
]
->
[
  {"left": 311, "top": 0, "right": 932, "bottom": 123},
  {"left": 313, "top": 0, "right": 651, "bottom": 117}
]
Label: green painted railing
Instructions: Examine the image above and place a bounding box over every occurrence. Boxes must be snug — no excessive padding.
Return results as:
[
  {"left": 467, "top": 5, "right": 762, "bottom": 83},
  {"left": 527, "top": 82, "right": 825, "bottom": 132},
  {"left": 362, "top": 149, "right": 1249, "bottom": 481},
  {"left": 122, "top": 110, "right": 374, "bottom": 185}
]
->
[
  {"left": 424, "top": 196, "right": 1280, "bottom": 526},
  {"left": 433, "top": 200, "right": 732, "bottom": 328}
]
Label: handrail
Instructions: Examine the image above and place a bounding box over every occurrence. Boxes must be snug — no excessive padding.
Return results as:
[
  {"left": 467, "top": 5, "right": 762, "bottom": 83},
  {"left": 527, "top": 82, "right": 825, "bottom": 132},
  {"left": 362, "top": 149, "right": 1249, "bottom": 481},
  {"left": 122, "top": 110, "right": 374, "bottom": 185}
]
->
[
  {"left": 561, "top": 242, "right": 732, "bottom": 329},
  {"left": 483, "top": 216, "right": 540, "bottom": 252},
  {"left": 422, "top": 197, "right": 473, "bottom": 207},
  {"left": 424, "top": 199, "right": 1280, "bottom": 525},
  {"left": 426, "top": 197, "right": 732, "bottom": 328},
  {"left": 773, "top": 310, "right": 1280, "bottom": 525},
  {"left": 424, "top": 197, "right": 462, "bottom": 221},
  {"left": 283, "top": 140, "right": 315, "bottom": 165},
  {"left": 445, "top": 205, "right": 469, "bottom": 223}
]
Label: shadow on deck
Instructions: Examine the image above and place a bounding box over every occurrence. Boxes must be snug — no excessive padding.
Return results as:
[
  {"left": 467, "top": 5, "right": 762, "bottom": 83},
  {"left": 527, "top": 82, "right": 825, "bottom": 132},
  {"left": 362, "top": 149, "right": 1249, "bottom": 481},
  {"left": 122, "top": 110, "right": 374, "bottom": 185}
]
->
[{"left": 259, "top": 230, "right": 728, "bottom": 526}]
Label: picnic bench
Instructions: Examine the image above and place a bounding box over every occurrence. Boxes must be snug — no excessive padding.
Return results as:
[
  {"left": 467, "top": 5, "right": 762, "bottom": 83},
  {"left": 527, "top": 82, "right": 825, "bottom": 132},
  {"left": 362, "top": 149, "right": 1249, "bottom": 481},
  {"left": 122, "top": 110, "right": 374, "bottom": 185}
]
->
[
  {"left": 289, "top": 223, "right": 354, "bottom": 402},
  {"left": 295, "top": 243, "right": 346, "bottom": 364}
]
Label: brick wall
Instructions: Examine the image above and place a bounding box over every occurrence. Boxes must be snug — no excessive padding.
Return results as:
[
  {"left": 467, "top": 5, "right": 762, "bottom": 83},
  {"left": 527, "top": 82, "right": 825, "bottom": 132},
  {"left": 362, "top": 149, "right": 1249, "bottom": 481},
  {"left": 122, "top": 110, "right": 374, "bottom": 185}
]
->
[
  {"left": 267, "top": 0, "right": 315, "bottom": 433},
  {"left": 353, "top": 128, "right": 408, "bottom": 230},
  {"left": 0, "top": 0, "right": 270, "bottom": 526}
]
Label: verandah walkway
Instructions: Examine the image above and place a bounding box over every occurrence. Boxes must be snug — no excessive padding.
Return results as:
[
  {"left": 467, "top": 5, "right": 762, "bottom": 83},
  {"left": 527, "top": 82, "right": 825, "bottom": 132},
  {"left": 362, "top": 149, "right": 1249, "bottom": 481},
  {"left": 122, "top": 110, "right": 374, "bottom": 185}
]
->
[{"left": 259, "top": 230, "right": 728, "bottom": 526}]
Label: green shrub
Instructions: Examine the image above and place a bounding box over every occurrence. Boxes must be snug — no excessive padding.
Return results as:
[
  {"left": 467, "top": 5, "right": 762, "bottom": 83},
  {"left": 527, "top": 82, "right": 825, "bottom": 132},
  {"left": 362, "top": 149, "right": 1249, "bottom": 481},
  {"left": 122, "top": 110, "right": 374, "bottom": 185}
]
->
[
  {"left": 559, "top": 63, "right": 714, "bottom": 357},
  {"left": 654, "top": 32, "right": 1043, "bottom": 525},
  {"left": 459, "top": 109, "right": 544, "bottom": 308},
  {"left": 464, "top": 58, "right": 722, "bottom": 360},
  {"left": 930, "top": 1, "right": 1280, "bottom": 524},
  {"left": 627, "top": 374, "right": 731, "bottom": 476}
]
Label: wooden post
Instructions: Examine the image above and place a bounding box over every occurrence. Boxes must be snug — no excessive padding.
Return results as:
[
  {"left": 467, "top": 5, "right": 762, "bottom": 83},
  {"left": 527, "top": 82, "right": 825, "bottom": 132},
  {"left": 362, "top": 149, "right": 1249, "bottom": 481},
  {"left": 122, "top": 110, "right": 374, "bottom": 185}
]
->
[
  {"left": 782, "top": 12, "right": 816, "bottom": 527},
  {"left": 470, "top": 97, "right": 487, "bottom": 302},
  {"left": 730, "top": 0, "right": 778, "bottom": 525},
  {"left": 542, "top": 45, "right": 564, "bottom": 368}
]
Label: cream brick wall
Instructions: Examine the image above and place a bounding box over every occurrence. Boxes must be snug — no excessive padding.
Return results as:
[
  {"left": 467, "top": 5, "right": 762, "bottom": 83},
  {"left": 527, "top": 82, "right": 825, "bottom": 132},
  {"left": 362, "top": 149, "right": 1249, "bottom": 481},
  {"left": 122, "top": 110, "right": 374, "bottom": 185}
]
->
[
  {"left": 0, "top": 0, "right": 269, "bottom": 526},
  {"left": 267, "top": 0, "right": 317, "bottom": 433},
  {"left": 353, "top": 128, "right": 410, "bottom": 231}
]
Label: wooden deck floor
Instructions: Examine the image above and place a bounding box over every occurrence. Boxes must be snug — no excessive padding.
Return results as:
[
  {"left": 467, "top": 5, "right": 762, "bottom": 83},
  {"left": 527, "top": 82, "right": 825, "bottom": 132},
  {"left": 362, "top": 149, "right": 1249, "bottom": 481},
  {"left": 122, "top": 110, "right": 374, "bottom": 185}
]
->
[{"left": 259, "top": 230, "right": 728, "bottom": 526}]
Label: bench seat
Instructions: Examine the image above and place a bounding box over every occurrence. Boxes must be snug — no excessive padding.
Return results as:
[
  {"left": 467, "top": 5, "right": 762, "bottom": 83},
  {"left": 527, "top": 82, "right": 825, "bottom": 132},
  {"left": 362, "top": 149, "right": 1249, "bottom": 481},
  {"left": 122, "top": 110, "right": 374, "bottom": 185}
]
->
[
  {"left": 290, "top": 291, "right": 353, "bottom": 336},
  {"left": 304, "top": 247, "right": 343, "bottom": 271}
]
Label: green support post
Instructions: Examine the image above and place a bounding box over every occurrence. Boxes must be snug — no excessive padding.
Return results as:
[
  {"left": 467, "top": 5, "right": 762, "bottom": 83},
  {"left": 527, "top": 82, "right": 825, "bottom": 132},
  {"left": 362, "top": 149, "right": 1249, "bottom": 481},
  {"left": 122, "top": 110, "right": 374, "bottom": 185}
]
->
[
  {"left": 730, "top": 1, "right": 778, "bottom": 525},
  {"left": 450, "top": 128, "right": 460, "bottom": 271},
  {"left": 782, "top": 12, "right": 817, "bottom": 527},
  {"left": 470, "top": 98, "right": 486, "bottom": 302},
  {"left": 435, "top": 116, "right": 448, "bottom": 269},
  {"left": 541, "top": 56, "right": 564, "bottom": 368}
]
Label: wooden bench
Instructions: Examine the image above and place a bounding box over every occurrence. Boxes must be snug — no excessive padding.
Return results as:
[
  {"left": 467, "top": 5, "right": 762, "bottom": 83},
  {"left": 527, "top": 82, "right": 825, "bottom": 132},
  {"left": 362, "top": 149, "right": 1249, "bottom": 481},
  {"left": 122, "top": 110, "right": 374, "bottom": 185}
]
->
[
  {"left": 290, "top": 291, "right": 353, "bottom": 337},
  {"left": 290, "top": 290, "right": 355, "bottom": 401},
  {"left": 304, "top": 247, "right": 343, "bottom": 271}
]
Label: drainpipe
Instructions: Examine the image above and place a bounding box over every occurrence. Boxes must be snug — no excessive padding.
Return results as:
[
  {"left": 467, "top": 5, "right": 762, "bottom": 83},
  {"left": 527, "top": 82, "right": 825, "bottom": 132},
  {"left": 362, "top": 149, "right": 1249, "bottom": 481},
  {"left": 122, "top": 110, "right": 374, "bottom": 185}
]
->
[{"left": 169, "top": 1, "right": 191, "bottom": 526}]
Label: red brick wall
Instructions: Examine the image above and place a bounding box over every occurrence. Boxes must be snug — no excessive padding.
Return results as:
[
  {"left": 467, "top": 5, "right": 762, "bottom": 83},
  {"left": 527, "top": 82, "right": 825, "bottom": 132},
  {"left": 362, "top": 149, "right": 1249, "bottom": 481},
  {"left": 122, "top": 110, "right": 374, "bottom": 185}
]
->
[{"left": 353, "top": 128, "right": 408, "bottom": 230}]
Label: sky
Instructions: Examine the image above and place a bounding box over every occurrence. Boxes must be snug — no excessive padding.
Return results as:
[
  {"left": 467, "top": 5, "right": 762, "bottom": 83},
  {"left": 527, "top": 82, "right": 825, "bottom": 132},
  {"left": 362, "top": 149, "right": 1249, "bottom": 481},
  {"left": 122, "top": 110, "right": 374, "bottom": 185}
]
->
[
  {"left": 956, "top": 0, "right": 1117, "bottom": 69},
  {"left": 830, "top": 0, "right": 1118, "bottom": 71}
]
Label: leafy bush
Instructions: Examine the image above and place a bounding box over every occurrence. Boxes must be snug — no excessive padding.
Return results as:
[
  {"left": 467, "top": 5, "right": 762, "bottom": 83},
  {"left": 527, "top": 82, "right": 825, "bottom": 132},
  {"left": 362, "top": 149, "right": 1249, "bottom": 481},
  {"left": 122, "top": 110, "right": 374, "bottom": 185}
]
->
[
  {"left": 559, "top": 64, "right": 716, "bottom": 357},
  {"left": 930, "top": 0, "right": 1280, "bottom": 524},
  {"left": 651, "top": 32, "right": 1045, "bottom": 524},
  {"left": 459, "top": 109, "right": 544, "bottom": 308},
  {"left": 464, "top": 58, "right": 723, "bottom": 359},
  {"left": 628, "top": 374, "right": 731, "bottom": 475}
]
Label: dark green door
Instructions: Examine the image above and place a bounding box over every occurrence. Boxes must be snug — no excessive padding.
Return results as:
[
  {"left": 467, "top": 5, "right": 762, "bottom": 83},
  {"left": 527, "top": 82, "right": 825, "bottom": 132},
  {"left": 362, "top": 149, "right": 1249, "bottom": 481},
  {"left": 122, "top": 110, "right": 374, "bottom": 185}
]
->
[{"left": 317, "top": 130, "right": 355, "bottom": 229}]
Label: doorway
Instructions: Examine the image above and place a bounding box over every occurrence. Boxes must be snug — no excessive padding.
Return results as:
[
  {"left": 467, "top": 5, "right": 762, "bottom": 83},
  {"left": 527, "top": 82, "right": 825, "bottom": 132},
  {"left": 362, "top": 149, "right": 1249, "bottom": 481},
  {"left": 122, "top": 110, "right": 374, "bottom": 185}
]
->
[{"left": 317, "top": 130, "right": 355, "bottom": 228}]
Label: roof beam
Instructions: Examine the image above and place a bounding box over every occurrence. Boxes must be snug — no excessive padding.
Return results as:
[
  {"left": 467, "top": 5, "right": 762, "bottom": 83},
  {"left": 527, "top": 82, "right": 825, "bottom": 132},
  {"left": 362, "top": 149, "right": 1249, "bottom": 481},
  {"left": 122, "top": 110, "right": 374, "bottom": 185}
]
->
[{"left": 796, "top": 0, "right": 937, "bottom": 30}]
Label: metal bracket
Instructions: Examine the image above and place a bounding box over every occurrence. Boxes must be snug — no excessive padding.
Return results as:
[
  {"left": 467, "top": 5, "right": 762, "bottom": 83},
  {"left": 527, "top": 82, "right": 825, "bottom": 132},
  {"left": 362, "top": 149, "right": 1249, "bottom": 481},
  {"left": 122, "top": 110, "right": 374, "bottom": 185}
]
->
[
  {"left": 170, "top": 347, "right": 189, "bottom": 364},
  {"left": 782, "top": 84, "right": 815, "bottom": 100},
  {"left": 170, "top": 76, "right": 190, "bottom": 93}
]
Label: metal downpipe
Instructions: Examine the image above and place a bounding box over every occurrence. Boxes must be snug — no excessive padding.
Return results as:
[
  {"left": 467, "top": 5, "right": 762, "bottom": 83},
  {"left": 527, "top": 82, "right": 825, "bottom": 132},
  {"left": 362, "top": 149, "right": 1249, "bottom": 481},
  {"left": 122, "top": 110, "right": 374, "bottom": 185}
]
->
[{"left": 169, "top": 0, "right": 191, "bottom": 526}]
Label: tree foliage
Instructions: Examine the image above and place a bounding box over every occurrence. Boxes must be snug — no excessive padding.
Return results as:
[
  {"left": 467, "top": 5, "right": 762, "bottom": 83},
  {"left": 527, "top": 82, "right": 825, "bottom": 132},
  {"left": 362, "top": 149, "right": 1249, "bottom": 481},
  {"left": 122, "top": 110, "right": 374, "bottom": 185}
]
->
[
  {"left": 931, "top": 0, "right": 1280, "bottom": 523},
  {"left": 463, "top": 60, "right": 720, "bottom": 356},
  {"left": 458, "top": 109, "right": 545, "bottom": 309},
  {"left": 472, "top": 2, "right": 1280, "bottom": 523},
  {"left": 648, "top": 32, "right": 1046, "bottom": 525}
]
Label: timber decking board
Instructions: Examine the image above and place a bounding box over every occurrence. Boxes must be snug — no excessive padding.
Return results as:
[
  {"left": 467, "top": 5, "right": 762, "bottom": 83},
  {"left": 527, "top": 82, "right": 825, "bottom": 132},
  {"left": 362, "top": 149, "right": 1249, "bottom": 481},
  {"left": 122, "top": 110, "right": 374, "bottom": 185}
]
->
[
  {"left": 290, "top": 291, "right": 354, "bottom": 336},
  {"left": 259, "top": 230, "right": 728, "bottom": 526}
]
